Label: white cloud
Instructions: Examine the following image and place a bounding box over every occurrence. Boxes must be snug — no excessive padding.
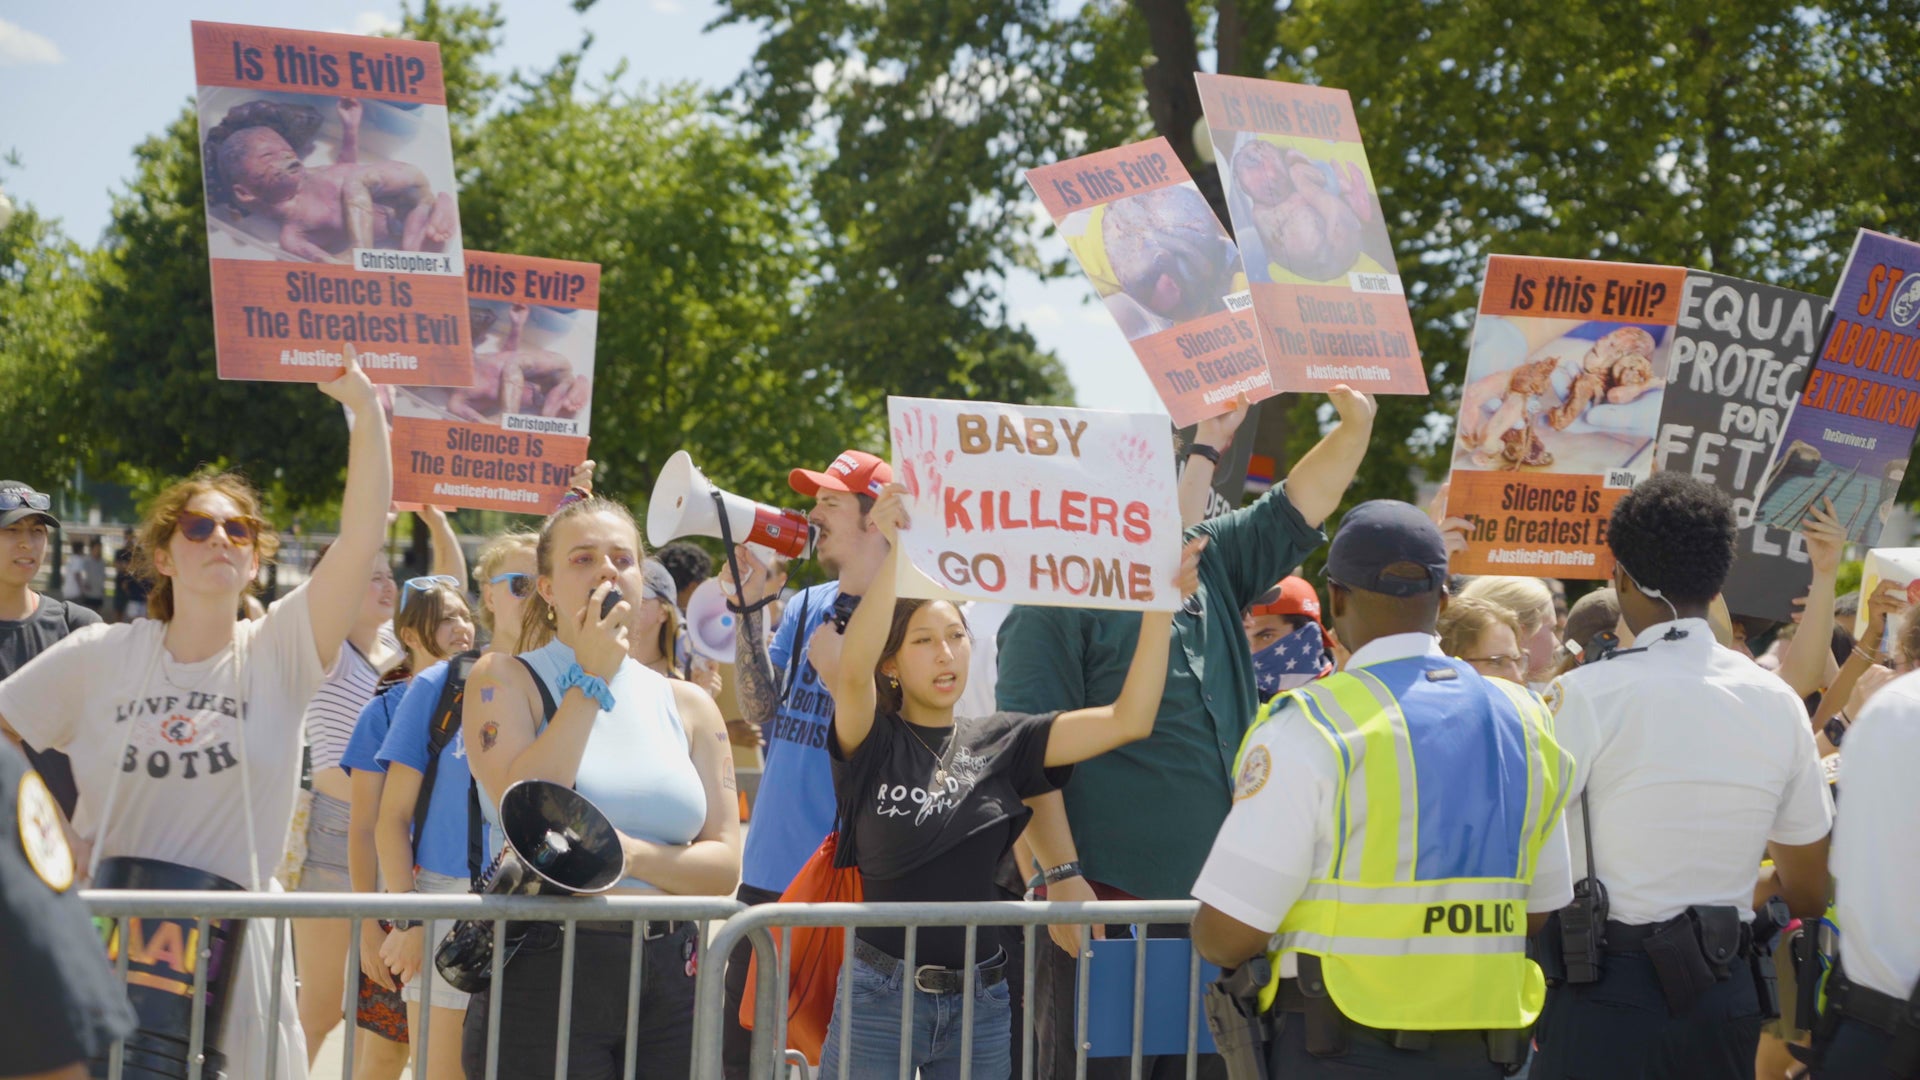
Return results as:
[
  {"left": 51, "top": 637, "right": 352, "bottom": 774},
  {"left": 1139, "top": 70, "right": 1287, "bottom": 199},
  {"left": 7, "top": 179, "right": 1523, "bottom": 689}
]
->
[
  {"left": 1014, "top": 303, "right": 1065, "bottom": 329},
  {"left": 651, "top": 0, "right": 685, "bottom": 12},
  {"left": 327, "top": 12, "right": 402, "bottom": 37},
  {"left": 0, "top": 18, "right": 62, "bottom": 66}
]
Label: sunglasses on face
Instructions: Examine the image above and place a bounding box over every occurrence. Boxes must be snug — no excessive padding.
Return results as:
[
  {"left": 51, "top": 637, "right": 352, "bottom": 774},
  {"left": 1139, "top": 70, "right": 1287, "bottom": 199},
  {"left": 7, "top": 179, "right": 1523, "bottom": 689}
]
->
[
  {"left": 1466, "top": 653, "right": 1528, "bottom": 674},
  {"left": 401, "top": 574, "right": 461, "bottom": 611},
  {"left": 176, "top": 510, "right": 262, "bottom": 546},
  {"left": 489, "top": 572, "right": 533, "bottom": 599},
  {"left": 0, "top": 491, "right": 52, "bottom": 512}
]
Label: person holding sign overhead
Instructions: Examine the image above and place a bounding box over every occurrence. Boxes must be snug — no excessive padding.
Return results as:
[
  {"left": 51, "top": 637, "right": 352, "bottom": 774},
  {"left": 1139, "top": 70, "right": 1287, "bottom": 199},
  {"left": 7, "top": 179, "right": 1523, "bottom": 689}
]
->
[
  {"left": 0, "top": 344, "right": 393, "bottom": 1079},
  {"left": 816, "top": 482, "right": 1205, "bottom": 1078},
  {"left": 998, "top": 384, "right": 1375, "bottom": 1080}
]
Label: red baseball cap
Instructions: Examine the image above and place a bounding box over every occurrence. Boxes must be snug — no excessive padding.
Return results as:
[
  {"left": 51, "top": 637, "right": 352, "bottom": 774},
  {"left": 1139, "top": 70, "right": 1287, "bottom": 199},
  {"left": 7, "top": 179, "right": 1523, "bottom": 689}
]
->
[
  {"left": 1247, "top": 576, "right": 1321, "bottom": 623},
  {"left": 789, "top": 450, "right": 892, "bottom": 499}
]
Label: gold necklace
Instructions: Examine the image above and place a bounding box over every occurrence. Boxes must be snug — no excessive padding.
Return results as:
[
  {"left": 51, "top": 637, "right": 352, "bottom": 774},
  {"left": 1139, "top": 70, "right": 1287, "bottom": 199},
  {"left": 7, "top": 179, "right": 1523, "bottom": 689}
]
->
[{"left": 901, "top": 719, "right": 957, "bottom": 787}]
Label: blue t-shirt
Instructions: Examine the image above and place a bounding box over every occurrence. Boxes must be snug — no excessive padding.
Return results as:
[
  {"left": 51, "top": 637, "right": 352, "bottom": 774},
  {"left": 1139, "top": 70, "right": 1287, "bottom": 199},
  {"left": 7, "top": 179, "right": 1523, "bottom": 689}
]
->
[
  {"left": 340, "top": 683, "right": 405, "bottom": 775},
  {"left": 741, "top": 581, "right": 841, "bottom": 892},
  {"left": 374, "top": 660, "right": 480, "bottom": 880}
]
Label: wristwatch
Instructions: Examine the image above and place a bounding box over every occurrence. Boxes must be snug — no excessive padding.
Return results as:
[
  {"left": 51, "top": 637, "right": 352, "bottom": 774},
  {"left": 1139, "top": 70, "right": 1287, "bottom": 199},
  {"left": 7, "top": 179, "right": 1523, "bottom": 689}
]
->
[
  {"left": 558, "top": 662, "right": 616, "bottom": 712},
  {"left": 390, "top": 918, "right": 422, "bottom": 932}
]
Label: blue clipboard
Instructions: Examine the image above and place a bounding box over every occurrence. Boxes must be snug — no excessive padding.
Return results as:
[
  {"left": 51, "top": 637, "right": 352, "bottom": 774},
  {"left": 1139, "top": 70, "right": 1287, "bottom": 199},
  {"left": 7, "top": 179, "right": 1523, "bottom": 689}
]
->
[{"left": 1083, "top": 937, "right": 1221, "bottom": 1058}]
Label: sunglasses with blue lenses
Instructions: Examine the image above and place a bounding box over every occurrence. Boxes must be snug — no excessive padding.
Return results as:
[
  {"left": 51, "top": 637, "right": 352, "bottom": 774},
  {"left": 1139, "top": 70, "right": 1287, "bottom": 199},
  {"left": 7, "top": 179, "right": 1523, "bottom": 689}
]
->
[
  {"left": 400, "top": 574, "right": 462, "bottom": 610},
  {"left": 489, "top": 572, "right": 533, "bottom": 599}
]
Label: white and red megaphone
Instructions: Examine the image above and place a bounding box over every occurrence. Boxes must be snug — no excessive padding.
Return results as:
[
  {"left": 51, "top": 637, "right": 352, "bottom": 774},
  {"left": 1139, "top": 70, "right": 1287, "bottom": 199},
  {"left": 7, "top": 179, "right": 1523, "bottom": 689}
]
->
[
  {"left": 646, "top": 451, "right": 814, "bottom": 560},
  {"left": 685, "top": 578, "right": 740, "bottom": 661}
]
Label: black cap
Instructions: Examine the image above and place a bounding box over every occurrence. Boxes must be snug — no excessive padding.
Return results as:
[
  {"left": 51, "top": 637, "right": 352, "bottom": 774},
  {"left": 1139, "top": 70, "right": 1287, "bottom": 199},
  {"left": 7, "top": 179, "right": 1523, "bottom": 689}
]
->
[
  {"left": 1326, "top": 500, "right": 1448, "bottom": 597},
  {"left": 0, "top": 480, "right": 58, "bottom": 530}
]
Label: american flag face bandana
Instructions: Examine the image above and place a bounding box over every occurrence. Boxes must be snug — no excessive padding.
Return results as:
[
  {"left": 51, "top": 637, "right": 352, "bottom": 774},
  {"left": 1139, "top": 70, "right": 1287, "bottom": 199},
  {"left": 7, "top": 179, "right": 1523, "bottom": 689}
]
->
[{"left": 1252, "top": 620, "right": 1330, "bottom": 699}]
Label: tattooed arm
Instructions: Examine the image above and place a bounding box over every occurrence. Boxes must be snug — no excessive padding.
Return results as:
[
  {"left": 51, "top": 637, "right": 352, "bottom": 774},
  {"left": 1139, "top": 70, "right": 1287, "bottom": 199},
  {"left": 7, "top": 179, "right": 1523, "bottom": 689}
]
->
[{"left": 730, "top": 544, "right": 786, "bottom": 727}]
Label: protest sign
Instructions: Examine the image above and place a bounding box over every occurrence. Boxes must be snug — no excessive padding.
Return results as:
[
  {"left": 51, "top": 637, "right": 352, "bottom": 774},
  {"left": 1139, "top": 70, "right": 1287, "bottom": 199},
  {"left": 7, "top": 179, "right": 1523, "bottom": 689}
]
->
[
  {"left": 1025, "top": 138, "right": 1275, "bottom": 427},
  {"left": 887, "top": 397, "right": 1183, "bottom": 612},
  {"left": 1655, "top": 273, "right": 1827, "bottom": 619},
  {"left": 387, "top": 251, "right": 597, "bottom": 513},
  {"left": 1753, "top": 230, "right": 1920, "bottom": 547},
  {"left": 1195, "top": 74, "right": 1427, "bottom": 397},
  {"left": 1445, "top": 255, "right": 1687, "bottom": 578},
  {"left": 1855, "top": 548, "right": 1920, "bottom": 647},
  {"left": 192, "top": 21, "right": 471, "bottom": 384}
]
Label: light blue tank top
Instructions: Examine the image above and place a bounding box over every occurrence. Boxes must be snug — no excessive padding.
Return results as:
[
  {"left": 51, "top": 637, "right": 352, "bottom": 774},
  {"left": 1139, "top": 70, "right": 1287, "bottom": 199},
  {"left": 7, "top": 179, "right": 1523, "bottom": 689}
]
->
[{"left": 504, "top": 641, "right": 709, "bottom": 891}]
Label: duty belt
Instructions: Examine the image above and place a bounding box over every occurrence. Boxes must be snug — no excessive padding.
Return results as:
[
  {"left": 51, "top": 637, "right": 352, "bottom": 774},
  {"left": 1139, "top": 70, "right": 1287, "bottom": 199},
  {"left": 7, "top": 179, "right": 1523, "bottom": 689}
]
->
[
  {"left": 853, "top": 936, "right": 1007, "bottom": 994},
  {"left": 1271, "top": 957, "right": 1528, "bottom": 1068},
  {"left": 1829, "top": 969, "right": 1920, "bottom": 1039}
]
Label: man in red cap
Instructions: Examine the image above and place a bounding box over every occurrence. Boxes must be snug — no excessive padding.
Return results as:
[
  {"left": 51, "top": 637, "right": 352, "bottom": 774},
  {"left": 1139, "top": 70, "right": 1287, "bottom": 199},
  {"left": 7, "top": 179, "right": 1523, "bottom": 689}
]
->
[
  {"left": 718, "top": 448, "right": 892, "bottom": 1078},
  {"left": 1245, "top": 576, "right": 1334, "bottom": 701}
]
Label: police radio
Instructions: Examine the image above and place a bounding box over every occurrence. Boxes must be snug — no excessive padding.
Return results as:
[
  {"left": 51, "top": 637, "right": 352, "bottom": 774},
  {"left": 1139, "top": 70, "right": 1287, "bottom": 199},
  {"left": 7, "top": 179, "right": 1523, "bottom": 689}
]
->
[{"left": 1556, "top": 627, "right": 1623, "bottom": 983}]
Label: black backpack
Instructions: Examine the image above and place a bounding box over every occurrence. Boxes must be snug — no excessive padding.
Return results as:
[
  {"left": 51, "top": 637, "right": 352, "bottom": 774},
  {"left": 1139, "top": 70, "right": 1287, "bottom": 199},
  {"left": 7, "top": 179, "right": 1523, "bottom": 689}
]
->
[{"left": 411, "top": 649, "right": 486, "bottom": 888}]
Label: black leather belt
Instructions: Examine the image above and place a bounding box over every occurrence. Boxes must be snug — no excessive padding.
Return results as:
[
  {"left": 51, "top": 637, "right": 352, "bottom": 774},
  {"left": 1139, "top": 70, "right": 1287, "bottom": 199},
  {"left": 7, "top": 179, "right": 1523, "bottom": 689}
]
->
[
  {"left": 510, "top": 919, "right": 691, "bottom": 944},
  {"left": 1831, "top": 972, "right": 1920, "bottom": 1038},
  {"left": 853, "top": 937, "right": 1007, "bottom": 994}
]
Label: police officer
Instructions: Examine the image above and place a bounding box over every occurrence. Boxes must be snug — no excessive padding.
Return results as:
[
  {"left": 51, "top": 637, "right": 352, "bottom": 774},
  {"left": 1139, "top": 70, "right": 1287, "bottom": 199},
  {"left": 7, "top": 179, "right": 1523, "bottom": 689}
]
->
[
  {"left": 1532, "top": 473, "right": 1833, "bottom": 1079},
  {"left": 1811, "top": 665, "right": 1920, "bottom": 1077},
  {"left": 0, "top": 743, "right": 135, "bottom": 1079},
  {"left": 1192, "top": 500, "right": 1576, "bottom": 1078}
]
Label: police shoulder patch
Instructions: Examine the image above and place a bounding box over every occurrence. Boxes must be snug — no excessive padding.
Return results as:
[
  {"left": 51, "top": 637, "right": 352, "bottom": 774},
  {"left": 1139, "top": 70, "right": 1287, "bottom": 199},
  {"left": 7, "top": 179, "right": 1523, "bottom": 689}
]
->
[
  {"left": 18, "top": 771, "right": 74, "bottom": 892},
  {"left": 1234, "top": 745, "right": 1272, "bottom": 801},
  {"left": 1542, "top": 681, "right": 1565, "bottom": 716}
]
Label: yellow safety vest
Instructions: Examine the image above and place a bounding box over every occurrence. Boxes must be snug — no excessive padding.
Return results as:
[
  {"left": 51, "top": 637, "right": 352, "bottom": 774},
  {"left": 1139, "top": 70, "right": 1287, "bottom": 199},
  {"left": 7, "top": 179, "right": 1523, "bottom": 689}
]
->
[{"left": 1236, "top": 657, "right": 1573, "bottom": 1031}]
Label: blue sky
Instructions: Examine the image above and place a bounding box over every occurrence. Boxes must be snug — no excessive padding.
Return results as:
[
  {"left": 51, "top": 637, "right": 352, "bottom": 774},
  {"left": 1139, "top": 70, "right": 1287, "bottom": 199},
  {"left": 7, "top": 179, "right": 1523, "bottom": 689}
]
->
[{"left": 0, "top": 2, "right": 1160, "bottom": 415}]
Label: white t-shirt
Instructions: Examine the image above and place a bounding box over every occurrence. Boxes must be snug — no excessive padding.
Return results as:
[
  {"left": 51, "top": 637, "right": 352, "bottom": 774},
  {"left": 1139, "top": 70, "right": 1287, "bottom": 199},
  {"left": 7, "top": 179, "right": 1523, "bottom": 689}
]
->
[
  {"left": 1546, "top": 618, "right": 1833, "bottom": 925},
  {"left": 60, "top": 560, "right": 86, "bottom": 601},
  {"left": 1833, "top": 671, "right": 1920, "bottom": 999},
  {"left": 958, "top": 601, "right": 1011, "bottom": 720},
  {"left": 1192, "top": 632, "right": 1574, "bottom": 978},
  {"left": 0, "top": 585, "right": 323, "bottom": 1078}
]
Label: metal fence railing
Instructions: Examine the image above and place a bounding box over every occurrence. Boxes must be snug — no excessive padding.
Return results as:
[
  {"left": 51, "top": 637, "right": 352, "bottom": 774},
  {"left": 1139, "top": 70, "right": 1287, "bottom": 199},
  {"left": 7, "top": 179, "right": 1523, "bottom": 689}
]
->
[
  {"left": 691, "top": 899, "right": 1208, "bottom": 1080},
  {"left": 79, "top": 890, "right": 745, "bottom": 1080}
]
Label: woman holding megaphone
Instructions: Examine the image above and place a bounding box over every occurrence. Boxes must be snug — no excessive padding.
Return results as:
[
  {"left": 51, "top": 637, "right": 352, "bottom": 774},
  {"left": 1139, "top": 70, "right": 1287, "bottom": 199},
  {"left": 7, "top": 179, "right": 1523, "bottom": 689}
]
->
[
  {"left": 460, "top": 496, "right": 741, "bottom": 1077},
  {"left": 0, "top": 345, "right": 393, "bottom": 1079},
  {"left": 817, "top": 483, "right": 1204, "bottom": 1079}
]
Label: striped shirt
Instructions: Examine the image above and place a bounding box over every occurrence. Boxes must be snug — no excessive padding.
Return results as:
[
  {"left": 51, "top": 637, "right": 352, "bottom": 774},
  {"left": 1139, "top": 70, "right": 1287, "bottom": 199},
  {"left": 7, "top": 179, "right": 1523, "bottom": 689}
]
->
[{"left": 303, "top": 626, "right": 396, "bottom": 772}]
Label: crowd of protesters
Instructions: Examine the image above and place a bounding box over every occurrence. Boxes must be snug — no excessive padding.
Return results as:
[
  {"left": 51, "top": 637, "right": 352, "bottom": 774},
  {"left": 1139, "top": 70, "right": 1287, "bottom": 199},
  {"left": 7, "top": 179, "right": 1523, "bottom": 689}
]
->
[{"left": 1, "top": 354, "right": 1913, "bottom": 1080}]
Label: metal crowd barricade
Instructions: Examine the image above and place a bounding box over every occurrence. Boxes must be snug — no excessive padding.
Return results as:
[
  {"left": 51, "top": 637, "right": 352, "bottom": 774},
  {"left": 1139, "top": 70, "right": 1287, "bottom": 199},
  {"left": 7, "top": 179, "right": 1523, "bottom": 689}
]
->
[
  {"left": 690, "top": 899, "right": 1206, "bottom": 1080},
  {"left": 80, "top": 889, "right": 744, "bottom": 1080}
]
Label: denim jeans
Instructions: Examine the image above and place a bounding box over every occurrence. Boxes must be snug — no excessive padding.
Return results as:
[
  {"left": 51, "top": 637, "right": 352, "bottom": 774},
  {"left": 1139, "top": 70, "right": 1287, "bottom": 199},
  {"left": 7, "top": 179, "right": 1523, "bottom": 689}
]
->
[{"left": 818, "top": 950, "right": 1013, "bottom": 1079}]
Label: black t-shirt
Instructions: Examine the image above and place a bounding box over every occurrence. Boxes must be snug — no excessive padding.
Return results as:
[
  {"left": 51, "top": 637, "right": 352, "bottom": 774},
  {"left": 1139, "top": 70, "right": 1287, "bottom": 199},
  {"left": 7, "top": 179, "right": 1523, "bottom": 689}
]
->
[
  {"left": 0, "top": 744, "right": 138, "bottom": 1071},
  {"left": 0, "top": 593, "right": 99, "bottom": 817},
  {"left": 831, "top": 710, "right": 1066, "bottom": 966}
]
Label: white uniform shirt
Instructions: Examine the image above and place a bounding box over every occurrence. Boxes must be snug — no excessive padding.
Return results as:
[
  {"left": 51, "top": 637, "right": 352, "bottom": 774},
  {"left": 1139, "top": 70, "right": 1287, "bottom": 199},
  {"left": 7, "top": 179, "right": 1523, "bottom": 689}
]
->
[
  {"left": 1547, "top": 618, "right": 1832, "bottom": 926},
  {"left": 1834, "top": 671, "right": 1920, "bottom": 999},
  {"left": 1192, "top": 632, "right": 1575, "bottom": 977}
]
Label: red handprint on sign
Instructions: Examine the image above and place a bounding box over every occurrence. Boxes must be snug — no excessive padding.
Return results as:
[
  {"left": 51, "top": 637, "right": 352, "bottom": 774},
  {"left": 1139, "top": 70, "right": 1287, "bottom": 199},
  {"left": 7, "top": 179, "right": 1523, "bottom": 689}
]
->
[{"left": 893, "top": 406, "right": 956, "bottom": 507}]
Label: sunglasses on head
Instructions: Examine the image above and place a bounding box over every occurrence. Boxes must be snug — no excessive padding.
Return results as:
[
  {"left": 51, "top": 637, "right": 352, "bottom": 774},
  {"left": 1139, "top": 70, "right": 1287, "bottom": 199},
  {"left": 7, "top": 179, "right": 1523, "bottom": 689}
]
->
[
  {"left": 401, "top": 574, "right": 462, "bottom": 610},
  {"left": 0, "top": 491, "right": 52, "bottom": 512},
  {"left": 176, "top": 510, "right": 261, "bottom": 546},
  {"left": 489, "top": 571, "right": 533, "bottom": 599}
]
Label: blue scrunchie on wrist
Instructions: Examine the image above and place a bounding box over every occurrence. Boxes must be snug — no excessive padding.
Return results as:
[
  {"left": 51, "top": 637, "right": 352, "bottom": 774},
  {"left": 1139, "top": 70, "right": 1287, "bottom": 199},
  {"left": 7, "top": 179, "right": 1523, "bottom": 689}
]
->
[{"left": 558, "top": 662, "right": 616, "bottom": 712}]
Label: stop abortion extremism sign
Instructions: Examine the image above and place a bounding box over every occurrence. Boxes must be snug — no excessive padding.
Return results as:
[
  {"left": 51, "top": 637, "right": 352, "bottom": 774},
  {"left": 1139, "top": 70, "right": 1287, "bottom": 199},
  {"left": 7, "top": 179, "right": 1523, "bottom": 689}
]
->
[{"left": 888, "top": 397, "right": 1183, "bottom": 612}]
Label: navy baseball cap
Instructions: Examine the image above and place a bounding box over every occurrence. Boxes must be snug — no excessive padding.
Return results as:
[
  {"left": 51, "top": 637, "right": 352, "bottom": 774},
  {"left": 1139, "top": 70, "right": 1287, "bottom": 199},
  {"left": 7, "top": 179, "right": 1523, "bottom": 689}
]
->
[{"left": 1326, "top": 500, "right": 1449, "bottom": 597}]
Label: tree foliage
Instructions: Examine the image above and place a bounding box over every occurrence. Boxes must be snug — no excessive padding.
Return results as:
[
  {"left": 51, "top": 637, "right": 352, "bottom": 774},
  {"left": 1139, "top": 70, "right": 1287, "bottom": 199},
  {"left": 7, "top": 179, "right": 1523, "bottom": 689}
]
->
[{"left": 0, "top": 199, "right": 98, "bottom": 486}]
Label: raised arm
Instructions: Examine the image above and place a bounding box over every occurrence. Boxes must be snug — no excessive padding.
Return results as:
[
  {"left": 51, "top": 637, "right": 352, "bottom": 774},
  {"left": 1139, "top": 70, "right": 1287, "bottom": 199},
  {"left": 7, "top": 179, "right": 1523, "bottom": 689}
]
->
[
  {"left": 418, "top": 506, "right": 466, "bottom": 584},
  {"left": 615, "top": 683, "right": 743, "bottom": 895},
  {"left": 826, "top": 486, "right": 907, "bottom": 757},
  {"left": 1043, "top": 538, "right": 1205, "bottom": 767},
  {"left": 1280, "top": 386, "right": 1375, "bottom": 529},
  {"left": 1777, "top": 498, "right": 1843, "bottom": 699},
  {"left": 310, "top": 345, "right": 395, "bottom": 672},
  {"left": 1178, "top": 400, "right": 1251, "bottom": 529}
]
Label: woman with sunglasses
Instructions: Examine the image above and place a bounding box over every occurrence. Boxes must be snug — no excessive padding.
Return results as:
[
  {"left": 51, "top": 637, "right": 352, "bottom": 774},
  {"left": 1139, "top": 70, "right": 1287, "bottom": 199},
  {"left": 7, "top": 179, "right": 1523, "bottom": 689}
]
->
[
  {"left": 1437, "top": 595, "right": 1532, "bottom": 684},
  {"left": 292, "top": 506, "right": 464, "bottom": 1071},
  {"left": 0, "top": 347, "right": 391, "bottom": 1078},
  {"left": 364, "top": 576, "right": 477, "bottom": 1080},
  {"left": 460, "top": 496, "right": 742, "bottom": 1077}
]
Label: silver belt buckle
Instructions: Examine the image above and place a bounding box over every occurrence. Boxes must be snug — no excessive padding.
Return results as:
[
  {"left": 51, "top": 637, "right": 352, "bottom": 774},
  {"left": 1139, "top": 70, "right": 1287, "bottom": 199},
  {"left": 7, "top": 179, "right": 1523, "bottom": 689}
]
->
[
  {"left": 642, "top": 921, "right": 677, "bottom": 941},
  {"left": 913, "top": 964, "right": 949, "bottom": 994}
]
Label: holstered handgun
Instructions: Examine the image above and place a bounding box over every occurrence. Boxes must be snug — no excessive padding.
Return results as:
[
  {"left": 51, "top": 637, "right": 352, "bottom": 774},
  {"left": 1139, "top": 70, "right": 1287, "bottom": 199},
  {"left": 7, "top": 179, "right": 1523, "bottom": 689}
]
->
[{"left": 1204, "top": 956, "right": 1273, "bottom": 1080}]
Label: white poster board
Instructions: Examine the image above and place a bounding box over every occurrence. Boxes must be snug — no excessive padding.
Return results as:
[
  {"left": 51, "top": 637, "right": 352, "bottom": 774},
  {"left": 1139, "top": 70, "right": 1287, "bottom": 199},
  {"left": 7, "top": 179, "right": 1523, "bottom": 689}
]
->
[{"left": 887, "top": 397, "right": 1183, "bottom": 612}]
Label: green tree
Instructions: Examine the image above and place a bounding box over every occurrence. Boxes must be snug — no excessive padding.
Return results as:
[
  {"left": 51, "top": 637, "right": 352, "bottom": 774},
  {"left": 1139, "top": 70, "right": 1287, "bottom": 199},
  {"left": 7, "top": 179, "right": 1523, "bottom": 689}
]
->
[{"left": 0, "top": 196, "right": 99, "bottom": 486}]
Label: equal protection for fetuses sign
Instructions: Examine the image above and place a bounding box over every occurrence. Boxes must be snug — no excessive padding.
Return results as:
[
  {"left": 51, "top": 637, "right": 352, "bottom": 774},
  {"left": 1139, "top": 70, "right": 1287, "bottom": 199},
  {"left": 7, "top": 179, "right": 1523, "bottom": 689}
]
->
[
  {"left": 1195, "top": 73, "right": 1427, "bottom": 396},
  {"left": 887, "top": 398, "right": 1183, "bottom": 612},
  {"left": 1752, "top": 230, "right": 1920, "bottom": 549},
  {"left": 1444, "top": 255, "right": 1687, "bottom": 578},
  {"left": 1025, "top": 139, "right": 1276, "bottom": 427},
  {"left": 191, "top": 21, "right": 472, "bottom": 384},
  {"left": 387, "top": 251, "right": 597, "bottom": 513}
]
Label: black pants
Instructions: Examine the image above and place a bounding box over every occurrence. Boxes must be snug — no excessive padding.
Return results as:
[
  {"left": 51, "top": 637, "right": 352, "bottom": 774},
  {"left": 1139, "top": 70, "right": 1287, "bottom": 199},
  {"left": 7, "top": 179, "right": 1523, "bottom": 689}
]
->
[
  {"left": 462, "top": 922, "right": 697, "bottom": 1079},
  {"left": 723, "top": 883, "right": 784, "bottom": 1080},
  {"left": 1264, "top": 1013, "right": 1505, "bottom": 1078},
  {"left": 1032, "top": 918, "right": 1228, "bottom": 1079},
  {"left": 1814, "top": 1016, "right": 1917, "bottom": 1079},
  {"left": 1532, "top": 950, "right": 1763, "bottom": 1079}
]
